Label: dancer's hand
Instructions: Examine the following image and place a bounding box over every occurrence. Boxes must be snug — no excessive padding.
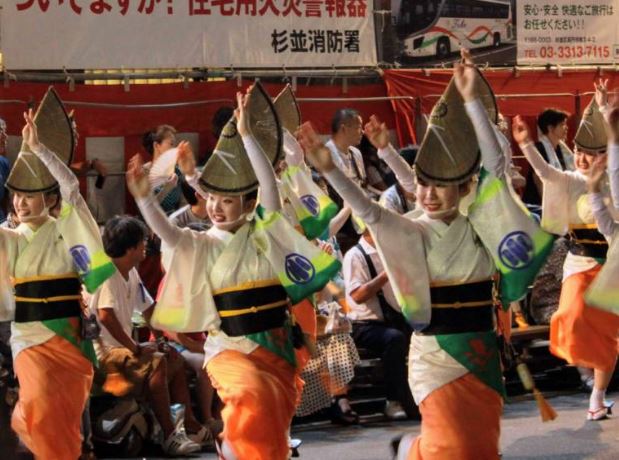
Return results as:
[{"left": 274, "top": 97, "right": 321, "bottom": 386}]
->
[
  {"left": 594, "top": 78, "right": 609, "bottom": 108},
  {"left": 177, "top": 140, "right": 196, "bottom": 177},
  {"left": 512, "top": 115, "right": 532, "bottom": 145},
  {"left": 234, "top": 90, "right": 251, "bottom": 138},
  {"left": 22, "top": 109, "right": 41, "bottom": 152},
  {"left": 297, "top": 122, "right": 335, "bottom": 173},
  {"left": 126, "top": 154, "right": 151, "bottom": 198},
  {"left": 453, "top": 49, "right": 478, "bottom": 103},
  {"left": 586, "top": 154, "right": 607, "bottom": 193},
  {"left": 364, "top": 115, "right": 390, "bottom": 150}
]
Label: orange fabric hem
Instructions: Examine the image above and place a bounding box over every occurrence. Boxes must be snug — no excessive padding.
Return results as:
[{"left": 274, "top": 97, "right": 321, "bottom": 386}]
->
[
  {"left": 550, "top": 266, "right": 619, "bottom": 372},
  {"left": 408, "top": 373, "right": 502, "bottom": 460},
  {"left": 12, "top": 335, "right": 93, "bottom": 460},
  {"left": 207, "top": 347, "right": 302, "bottom": 460}
]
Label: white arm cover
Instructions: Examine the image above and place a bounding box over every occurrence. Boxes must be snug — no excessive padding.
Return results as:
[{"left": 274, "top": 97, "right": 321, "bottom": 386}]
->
[
  {"left": 242, "top": 135, "right": 280, "bottom": 212},
  {"left": 464, "top": 99, "right": 505, "bottom": 178},
  {"left": 324, "top": 167, "right": 381, "bottom": 225},
  {"left": 608, "top": 142, "right": 619, "bottom": 209},
  {"left": 32, "top": 144, "right": 80, "bottom": 206},
  {"left": 377, "top": 144, "right": 416, "bottom": 193},
  {"left": 137, "top": 195, "right": 183, "bottom": 247},
  {"left": 589, "top": 192, "right": 618, "bottom": 238}
]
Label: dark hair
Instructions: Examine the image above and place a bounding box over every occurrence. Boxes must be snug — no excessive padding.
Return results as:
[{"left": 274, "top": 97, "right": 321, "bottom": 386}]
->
[
  {"left": 45, "top": 187, "right": 62, "bottom": 213},
  {"left": 142, "top": 125, "right": 176, "bottom": 156},
  {"left": 243, "top": 190, "right": 258, "bottom": 202},
  {"left": 103, "top": 215, "right": 149, "bottom": 258},
  {"left": 212, "top": 106, "right": 235, "bottom": 139},
  {"left": 537, "top": 109, "right": 569, "bottom": 135},
  {"left": 331, "top": 108, "right": 360, "bottom": 134}
]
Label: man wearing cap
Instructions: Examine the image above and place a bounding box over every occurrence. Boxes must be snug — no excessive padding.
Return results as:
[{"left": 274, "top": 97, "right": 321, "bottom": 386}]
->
[
  {"left": 0, "top": 91, "right": 115, "bottom": 459},
  {"left": 128, "top": 85, "right": 339, "bottom": 460},
  {"left": 513, "top": 79, "right": 619, "bottom": 421},
  {"left": 299, "top": 50, "right": 551, "bottom": 459}
]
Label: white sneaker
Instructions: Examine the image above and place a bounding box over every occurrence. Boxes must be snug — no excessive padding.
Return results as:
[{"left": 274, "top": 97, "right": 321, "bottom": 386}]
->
[
  {"left": 384, "top": 400, "right": 407, "bottom": 420},
  {"left": 162, "top": 430, "right": 201, "bottom": 456},
  {"left": 188, "top": 425, "right": 215, "bottom": 448}
]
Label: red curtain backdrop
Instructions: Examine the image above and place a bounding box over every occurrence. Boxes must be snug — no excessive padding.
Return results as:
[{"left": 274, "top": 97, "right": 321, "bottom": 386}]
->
[{"left": 0, "top": 80, "right": 394, "bottom": 211}]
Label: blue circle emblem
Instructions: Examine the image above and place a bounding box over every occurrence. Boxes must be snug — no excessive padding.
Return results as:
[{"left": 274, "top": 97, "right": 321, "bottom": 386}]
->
[
  {"left": 300, "top": 194, "right": 320, "bottom": 217},
  {"left": 285, "top": 253, "right": 316, "bottom": 285},
  {"left": 498, "top": 231, "right": 534, "bottom": 270},
  {"left": 70, "top": 245, "right": 91, "bottom": 275}
]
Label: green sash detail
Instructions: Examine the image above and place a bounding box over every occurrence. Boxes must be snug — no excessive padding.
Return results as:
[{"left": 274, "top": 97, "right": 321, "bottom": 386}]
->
[
  {"left": 42, "top": 317, "right": 97, "bottom": 365},
  {"left": 280, "top": 165, "right": 339, "bottom": 240},
  {"left": 254, "top": 206, "right": 341, "bottom": 305},
  {"left": 246, "top": 321, "right": 297, "bottom": 367},
  {"left": 57, "top": 201, "right": 116, "bottom": 294},
  {"left": 436, "top": 330, "right": 505, "bottom": 398},
  {"left": 470, "top": 169, "right": 555, "bottom": 310}
]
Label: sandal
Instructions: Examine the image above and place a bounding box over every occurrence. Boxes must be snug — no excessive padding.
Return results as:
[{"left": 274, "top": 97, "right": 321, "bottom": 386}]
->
[
  {"left": 587, "top": 401, "right": 614, "bottom": 421},
  {"left": 330, "top": 397, "right": 359, "bottom": 425}
]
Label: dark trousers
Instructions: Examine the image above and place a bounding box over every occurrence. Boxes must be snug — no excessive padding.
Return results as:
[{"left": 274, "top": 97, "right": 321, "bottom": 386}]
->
[{"left": 352, "top": 321, "right": 414, "bottom": 409}]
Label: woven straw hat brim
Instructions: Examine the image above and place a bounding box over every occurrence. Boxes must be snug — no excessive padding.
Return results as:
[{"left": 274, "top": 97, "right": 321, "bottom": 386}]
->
[
  {"left": 574, "top": 98, "right": 607, "bottom": 154},
  {"left": 6, "top": 87, "right": 74, "bottom": 193},
  {"left": 415, "top": 69, "right": 496, "bottom": 185},
  {"left": 273, "top": 84, "right": 301, "bottom": 136},
  {"left": 199, "top": 82, "right": 282, "bottom": 195}
]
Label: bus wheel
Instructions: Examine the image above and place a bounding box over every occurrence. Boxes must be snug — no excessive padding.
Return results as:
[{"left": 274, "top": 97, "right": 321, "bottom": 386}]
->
[
  {"left": 493, "top": 33, "right": 501, "bottom": 47},
  {"left": 436, "top": 37, "right": 450, "bottom": 59}
]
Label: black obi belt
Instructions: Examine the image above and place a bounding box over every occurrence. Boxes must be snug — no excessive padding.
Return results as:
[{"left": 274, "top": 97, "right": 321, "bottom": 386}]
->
[
  {"left": 14, "top": 274, "right": 82, "bottom": 323},
  {"left": 213, "top": 280, "right": 289, "bottom": 337},
  {"left": 419, "top": 279, "right": 495, "bottom": 335},
  {"left": 568, "top": 226, "right": 608, "bottom": 260}
]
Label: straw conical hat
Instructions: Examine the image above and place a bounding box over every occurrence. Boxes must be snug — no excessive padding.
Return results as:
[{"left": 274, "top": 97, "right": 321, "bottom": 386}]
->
[
  {"left": 574, "top": 98, "right": 607, "bottom": 154},
  {"left": 199, "top": 82, "right": 282, "bottom": 195},
  {"left": 6, "top": 87, "right": 75, "bottom": 193},
  {"left": 415, "top": 69, "right": 497, "bottom": 185},
  {"left": 273, "top": 84, "right": 301, "bottom": 136}
]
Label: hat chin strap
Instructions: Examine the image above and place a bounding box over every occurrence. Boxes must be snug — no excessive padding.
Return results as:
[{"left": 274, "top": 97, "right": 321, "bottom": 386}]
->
[
  {"left": 19, "top": 199, "right": 50, "bottom": 223},
  {"left": 214, "top": 212, "right": 250, "bottom": 232},
  {"left": 424, "top": 206, "right": 458, "bottom": 220}
]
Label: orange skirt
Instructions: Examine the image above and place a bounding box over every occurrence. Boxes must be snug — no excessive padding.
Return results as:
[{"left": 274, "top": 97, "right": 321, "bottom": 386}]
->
[
  {"left": 408, "top": 373, "right": 502, "bottom": 460},
  {"left": 291, "top": 298, "right": 317, "bottom": 371},
  {"left": 550, "top": 266, "right": 619, "bottom": 372},
  {"left": 207, "top": 347, "right": 302, "bottom": 460},
  {"left": 12, "top": 336, "right": 93, "bottom": 460}
]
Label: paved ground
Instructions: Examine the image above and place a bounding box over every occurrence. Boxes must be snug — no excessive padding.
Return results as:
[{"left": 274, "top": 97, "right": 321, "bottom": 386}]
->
[{"left": 97, "top": 390, "right": 618, "bottom": 459}]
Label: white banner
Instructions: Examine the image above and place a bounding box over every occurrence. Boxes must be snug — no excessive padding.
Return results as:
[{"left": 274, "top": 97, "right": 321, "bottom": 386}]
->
[
  {"left": 517, "top": 0, "right": 619, "bottom": 65},
  {"left": 0, "top": 0, "right": 376, "bottom": 69}
]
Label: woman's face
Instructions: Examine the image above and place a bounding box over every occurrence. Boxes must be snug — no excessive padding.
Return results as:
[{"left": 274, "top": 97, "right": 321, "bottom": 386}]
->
[
  {"left": 416, "top": 180, "right": 461, "bottom": 220},
  {"left": 12, "top": 191, "right": 54, "bottom": 224},
  {"left": 206, "top": 193, "right": 254, "bottom": 230},
  {"left": 573, "top": 149, "right": 598, "bottom": 176},
  {"left": 154, "top": 133, "right": 176, "bottom": 157}
]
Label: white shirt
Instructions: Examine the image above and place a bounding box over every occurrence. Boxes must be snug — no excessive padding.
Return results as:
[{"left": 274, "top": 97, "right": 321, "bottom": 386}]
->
[
  {"left": 325, "top": 139, "right": 366, "bottom": 186},
  {"left": 343, "top": 237, "right": 399, "bottom": 321},
  {"left": 89, "top": 268, "right": 153, "bottom": 360}
]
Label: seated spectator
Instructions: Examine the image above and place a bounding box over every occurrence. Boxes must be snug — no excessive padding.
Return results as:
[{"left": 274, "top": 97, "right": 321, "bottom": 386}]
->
[
  {"left": 89, "top": 215, "right": 209, "bottom": 455},
  {"left": 344, "top": 230, "right": 416, "bottom": 420}
]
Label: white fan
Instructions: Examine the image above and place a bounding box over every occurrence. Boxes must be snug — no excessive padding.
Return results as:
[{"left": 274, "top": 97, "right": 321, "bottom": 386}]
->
[{"left": 148, "top": 147, "right": 178, "bottom": 189}]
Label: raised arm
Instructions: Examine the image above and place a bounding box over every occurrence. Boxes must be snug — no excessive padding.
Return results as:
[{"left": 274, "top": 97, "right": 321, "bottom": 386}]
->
[
  {"left": 587, "top": 154, "right": 618, "bottom": 237},
  {"left": 364, "top": 115, "right": 416, "bottom": 193},
  {"left": 283, "top": 129, "right": 305, "bottom": 167},
  {"left": 603, "top": 106, "right": 619, "bottom": 209},
  {"left": 236, "top": 91, "right": 281, "bottom": 212},
  {"left": 127, "top": 154, "right": 183, "bottom": 247},
  {"left": 452, "top": 51, "right": 505, "bottom": 178},
  {"left": 297, "top": 122, "right": 381, "bottom": 225},
  {"left": 512, "top": 115, "right": 565, "bottom": 183},
  {"left": 22, "top": 109, "right": 80, "bottom": 205}
]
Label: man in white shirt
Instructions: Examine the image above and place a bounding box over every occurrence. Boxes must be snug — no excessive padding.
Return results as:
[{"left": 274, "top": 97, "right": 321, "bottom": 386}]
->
[
  {"left": 325, "top": 109, "right": 370, "bottom": 252},
  {"left": 343, "top": 230, "right": 416, "bottom": 420},
  {"left": 90, "top": 216, "right": 208, "bottom": 455}
]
